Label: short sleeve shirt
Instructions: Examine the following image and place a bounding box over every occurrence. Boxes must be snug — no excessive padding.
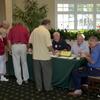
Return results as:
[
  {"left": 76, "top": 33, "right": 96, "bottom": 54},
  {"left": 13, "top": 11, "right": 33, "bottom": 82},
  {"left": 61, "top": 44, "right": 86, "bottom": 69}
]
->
[
  {"left": 71, "top": 41, "right": 89, "bottom": 56},
  {"left": 29, "top": 25, "right": 52, "bottom": 60},
  {"left": 88, "top": 43, "right": 100, "bottom": 68}
]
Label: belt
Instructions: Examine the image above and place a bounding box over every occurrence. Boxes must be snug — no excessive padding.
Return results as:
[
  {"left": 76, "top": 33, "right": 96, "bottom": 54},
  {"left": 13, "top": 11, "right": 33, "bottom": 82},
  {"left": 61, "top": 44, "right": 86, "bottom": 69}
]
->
[
  {"left": 96, "top": 68, "right": 100, "bottom": 70},
  {"left": 13, "top": 42, "right": 25, "bottom": 44},
  {"left": 90, "top": 68, "right": 100, "bottom": 71}
]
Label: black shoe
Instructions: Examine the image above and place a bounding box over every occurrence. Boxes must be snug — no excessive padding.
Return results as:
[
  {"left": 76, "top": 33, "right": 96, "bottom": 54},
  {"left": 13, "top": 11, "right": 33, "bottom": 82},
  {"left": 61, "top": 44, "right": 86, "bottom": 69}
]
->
[
  {"left": 24, "top": 80, "right": 28, "bottom": 84},
  {"left": 37, "top": 89, "right": 42, "bottom": 92},
  {"left": 45, "top": 88, "right": 53, "bottom": 92}
]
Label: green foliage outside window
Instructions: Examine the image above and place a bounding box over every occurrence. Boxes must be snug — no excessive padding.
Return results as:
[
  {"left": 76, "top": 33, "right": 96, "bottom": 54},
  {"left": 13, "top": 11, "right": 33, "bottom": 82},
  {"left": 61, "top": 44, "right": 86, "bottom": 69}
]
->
[{"left": 50, "top": 28, "right": 100, "bottom": 40}]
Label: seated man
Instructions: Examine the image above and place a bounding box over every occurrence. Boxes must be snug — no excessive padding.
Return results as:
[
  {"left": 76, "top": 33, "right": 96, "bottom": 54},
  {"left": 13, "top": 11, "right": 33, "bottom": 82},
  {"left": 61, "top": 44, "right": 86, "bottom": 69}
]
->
[
  {"left": 52, "top": 32, "right": 71, "bottom": 51},
  {"left": 71, "top": 34, "right": 89, "bottom": 56},
  {"left": 68, "top": 36, "right": 100, "bottom": 96}
]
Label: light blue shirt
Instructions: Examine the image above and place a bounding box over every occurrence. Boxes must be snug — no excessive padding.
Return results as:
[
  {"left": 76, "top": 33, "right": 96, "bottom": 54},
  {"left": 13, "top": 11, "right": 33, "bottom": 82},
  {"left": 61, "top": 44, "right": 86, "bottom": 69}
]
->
[
  {"left": 71, "top": 41, "right": 89, "bottom": 56},
  {"left": 88, "top": 43, "right": 100, "bottom": 68}
]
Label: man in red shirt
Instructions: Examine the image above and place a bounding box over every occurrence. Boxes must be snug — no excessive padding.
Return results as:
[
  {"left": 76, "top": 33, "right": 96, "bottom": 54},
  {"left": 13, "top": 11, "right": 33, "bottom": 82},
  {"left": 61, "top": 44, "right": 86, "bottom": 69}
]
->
[{"left": 8, "top": 23, "right": 29, "bottom": 85}]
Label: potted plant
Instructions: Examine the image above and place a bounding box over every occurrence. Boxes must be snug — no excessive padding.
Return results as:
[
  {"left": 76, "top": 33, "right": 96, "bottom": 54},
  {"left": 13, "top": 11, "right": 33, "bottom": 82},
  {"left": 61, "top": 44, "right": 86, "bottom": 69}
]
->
[{"left": 13, "top": 0, "right": 48, "bottom": 32}]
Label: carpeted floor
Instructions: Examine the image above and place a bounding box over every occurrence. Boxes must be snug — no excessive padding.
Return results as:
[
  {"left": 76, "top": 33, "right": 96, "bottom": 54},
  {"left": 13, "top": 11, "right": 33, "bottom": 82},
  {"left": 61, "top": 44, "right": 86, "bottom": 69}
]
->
[{"left": 0, "top": 77, "right": 99, "bottom": 100}]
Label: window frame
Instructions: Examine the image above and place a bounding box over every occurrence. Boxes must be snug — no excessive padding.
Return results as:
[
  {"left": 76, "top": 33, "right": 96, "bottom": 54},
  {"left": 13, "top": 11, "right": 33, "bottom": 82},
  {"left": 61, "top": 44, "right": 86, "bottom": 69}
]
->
[{"left": 55, "top": 0, "right": 100, "bottom": 30}]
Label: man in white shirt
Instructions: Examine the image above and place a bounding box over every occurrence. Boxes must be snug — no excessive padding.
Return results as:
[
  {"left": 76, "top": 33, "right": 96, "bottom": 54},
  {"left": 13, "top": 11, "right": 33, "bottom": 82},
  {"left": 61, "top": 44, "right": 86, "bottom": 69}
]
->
[{"left": 71, "top": 34, "right": 89, "bottom": 56}]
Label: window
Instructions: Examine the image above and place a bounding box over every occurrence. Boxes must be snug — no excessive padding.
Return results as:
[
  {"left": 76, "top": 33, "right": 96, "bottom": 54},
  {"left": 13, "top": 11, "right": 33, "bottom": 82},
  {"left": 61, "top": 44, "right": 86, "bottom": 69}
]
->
[
  {"left": 57, "top": 4, "right": 74, "bottom": 12},
  {"left": 77, "top": 4, "right": 93, "bottom": 12},
  {"left": 77, "top": 14, "right": 93, "bottom": 29},
  {"left": 57, "top": 14, "right": 74, "bottom": 29},
  {"left": 96, "top": 4, "right": 100, "bottom": 12},
  {"left": 96, "top": 14, "right": 100, "bottom": 29},
  {"left": 55, "top": 0, "right": 100, "bottom": 30}
]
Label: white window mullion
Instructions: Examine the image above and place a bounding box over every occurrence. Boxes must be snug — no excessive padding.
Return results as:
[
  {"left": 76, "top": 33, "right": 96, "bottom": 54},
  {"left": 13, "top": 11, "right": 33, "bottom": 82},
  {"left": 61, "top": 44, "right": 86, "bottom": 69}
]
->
[
  {"left": 74, "top": 3, "right": 77, "bottom": 30},
  {"left": 93, "top": 4, "right": 96, "bottom": 29}
]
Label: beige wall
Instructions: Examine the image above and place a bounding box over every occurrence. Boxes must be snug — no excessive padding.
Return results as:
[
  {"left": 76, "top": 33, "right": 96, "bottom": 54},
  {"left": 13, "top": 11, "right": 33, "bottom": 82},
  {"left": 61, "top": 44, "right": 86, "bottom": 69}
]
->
[
  {"left": 37, "top": 0, "right": 55, "bottom": 27},
  {"left": 12, "top": 0, "right": 24, "bottom": 10},
  {"left": 0, "top": 0, "right": 6, "bottom": 21},
  {"left": 5, "top": 0, "right": 12, "bottom": 25},
  {"left": 0, "top": 0, "right": 12, "bottom": 26},
  {"left": 13, "top": 0, "right": 55, "bottom": 28}
]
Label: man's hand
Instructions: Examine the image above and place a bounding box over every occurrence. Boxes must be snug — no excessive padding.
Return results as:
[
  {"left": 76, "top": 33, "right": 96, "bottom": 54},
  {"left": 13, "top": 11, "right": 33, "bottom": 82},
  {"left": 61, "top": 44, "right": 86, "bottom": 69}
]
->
[
  {"left": 28, "top": 48, "right": 32, "bottom": 54},
  {"left": 80, "top": 52, "right": 90, "bottom": 58}
]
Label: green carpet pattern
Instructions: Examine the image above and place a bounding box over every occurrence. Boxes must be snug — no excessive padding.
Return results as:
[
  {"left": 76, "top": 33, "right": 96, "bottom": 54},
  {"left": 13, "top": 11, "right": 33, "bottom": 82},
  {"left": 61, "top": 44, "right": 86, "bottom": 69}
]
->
[{"left": 0, "top": 77, "right": 99, "bottom": 100}]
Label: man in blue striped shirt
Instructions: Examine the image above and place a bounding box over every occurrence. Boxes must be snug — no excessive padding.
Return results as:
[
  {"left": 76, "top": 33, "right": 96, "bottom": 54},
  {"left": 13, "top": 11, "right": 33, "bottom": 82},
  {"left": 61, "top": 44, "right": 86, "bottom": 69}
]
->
[{"left": 68, "top": 36, "right": 100, "bottom": 96}]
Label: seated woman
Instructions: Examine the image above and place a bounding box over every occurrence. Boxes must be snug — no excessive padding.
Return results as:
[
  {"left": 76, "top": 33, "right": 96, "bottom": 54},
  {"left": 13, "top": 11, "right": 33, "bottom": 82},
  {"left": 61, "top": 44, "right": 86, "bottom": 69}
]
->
[{"left": 52, "top": 32, "right": 71, "bottom": 51}]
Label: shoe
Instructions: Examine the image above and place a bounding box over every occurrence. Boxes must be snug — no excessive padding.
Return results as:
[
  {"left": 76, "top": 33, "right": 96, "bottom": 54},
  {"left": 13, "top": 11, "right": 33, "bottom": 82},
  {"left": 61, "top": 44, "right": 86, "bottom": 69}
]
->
[
  {"left": 67, "top": 89, "right": 82, "bottom": 97},
  {"left": 16, "top": 80, "right": 22, "bottom": 85},
  {"left": 37, "top": 89, "right": 42, "bottom": 92},
  {"left": 45, "top": 88, "right": 53, "bottom": 92},
  {"left": 82, "top": 84, "right": 88, "bottom": 88},
  {"left": 0, "top": 76, "right": 9, "bottom": 81},
  {"left": 24, "top": 80, "right": 28, "bottom": 84},
  {"left": 97, "top": 94, "right": 100, "bottom": 98}
]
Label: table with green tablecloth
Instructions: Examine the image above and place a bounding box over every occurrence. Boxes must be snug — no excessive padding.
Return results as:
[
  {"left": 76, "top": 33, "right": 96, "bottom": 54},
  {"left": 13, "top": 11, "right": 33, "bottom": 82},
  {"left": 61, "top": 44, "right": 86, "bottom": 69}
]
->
[
  {"left": 51, "top": 57, "right": 86, "bottom": 89},
  {"left": 6, "top": 54, "right": 86, "bottom": 89}
]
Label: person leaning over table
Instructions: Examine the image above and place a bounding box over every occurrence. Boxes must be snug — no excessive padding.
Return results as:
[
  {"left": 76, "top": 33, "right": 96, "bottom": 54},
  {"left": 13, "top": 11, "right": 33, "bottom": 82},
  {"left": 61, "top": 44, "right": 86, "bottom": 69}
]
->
[
  {"left": 29, "top": 19, "right": 55, "bottom": 91},
  {"left": 52, "top": 32, "right": 71, "bottom": 52},
  {"left": 71, "top": 34, "right": 89, "bottom": 56},
  {"left": 68, "top": 36, "right": 100, "bottom": 96},
  {"left": 8, "top": 23, "right": 29, "bottom": 85}
]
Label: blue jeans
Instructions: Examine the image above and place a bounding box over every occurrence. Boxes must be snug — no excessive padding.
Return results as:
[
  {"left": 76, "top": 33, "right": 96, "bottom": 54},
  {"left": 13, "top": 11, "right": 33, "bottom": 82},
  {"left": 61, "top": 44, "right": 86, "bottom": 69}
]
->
[{"left": 72, "top": 67, "right": 100, "bottom": 89}]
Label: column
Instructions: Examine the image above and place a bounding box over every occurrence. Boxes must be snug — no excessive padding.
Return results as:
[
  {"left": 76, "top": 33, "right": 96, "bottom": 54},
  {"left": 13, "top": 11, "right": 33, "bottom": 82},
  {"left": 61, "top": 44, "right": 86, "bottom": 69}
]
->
[{"left": 5, "top": 0, "right": 12, "bottom": 25}]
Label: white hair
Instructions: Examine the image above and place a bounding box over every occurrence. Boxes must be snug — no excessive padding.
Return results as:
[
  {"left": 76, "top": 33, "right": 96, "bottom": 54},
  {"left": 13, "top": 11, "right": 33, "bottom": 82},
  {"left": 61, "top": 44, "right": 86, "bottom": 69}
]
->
[{"left": 77, "top": 34, "right": 85, "bottom": 39}]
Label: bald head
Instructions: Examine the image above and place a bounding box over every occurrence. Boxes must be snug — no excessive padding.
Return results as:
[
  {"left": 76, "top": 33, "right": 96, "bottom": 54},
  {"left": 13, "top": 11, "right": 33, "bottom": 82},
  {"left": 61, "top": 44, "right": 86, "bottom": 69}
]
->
[
  {"left": 53, "top": 32, "right": 61, "bottom": 42},
  {"left": 77, "top": 34, "right": 85, "bottom": 45},
  {"left": 2, "top": 20, "right": 10, "bottom": 29},
  {"left": 88, "top": 36, "right": 98, "bottom": 48}
]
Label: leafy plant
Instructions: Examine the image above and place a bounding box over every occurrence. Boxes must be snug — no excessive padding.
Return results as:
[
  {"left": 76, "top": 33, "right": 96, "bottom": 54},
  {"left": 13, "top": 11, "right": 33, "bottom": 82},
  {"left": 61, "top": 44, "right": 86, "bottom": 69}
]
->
[
  {"left": 50, "top": 29, "right": 100, "bottom": 40},
  {"left": 13, "top": 0, "right": 48, "bottom": 32}
]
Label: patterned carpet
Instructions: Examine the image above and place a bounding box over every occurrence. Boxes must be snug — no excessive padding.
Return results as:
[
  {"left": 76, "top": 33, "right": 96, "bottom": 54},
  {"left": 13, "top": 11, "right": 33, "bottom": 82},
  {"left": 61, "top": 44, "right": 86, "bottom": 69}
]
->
[{"left": 0, "top": 76, "right": 99, "bottom": 100}]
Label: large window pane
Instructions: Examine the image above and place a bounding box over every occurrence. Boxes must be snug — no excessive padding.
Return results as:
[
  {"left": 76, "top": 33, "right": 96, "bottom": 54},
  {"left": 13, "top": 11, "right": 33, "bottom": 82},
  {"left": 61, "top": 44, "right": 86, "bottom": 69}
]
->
[
  {"left": 77, "top": 14, "right": 93, "bottom": 29},
  {"left": 96, "top": 14, "right": 100, "bottom": 29},
  {"left": 57, "top": 14, "right": 74, "bottom": 29},
  {"left": 57, "top": 4, "right": 74, "bottom": 12},
  {"left": 77, "top": 4, "right": 93, "bottom": 12},
  {"left": 96, "top": 4, "right": 100, "bottom": 12}
]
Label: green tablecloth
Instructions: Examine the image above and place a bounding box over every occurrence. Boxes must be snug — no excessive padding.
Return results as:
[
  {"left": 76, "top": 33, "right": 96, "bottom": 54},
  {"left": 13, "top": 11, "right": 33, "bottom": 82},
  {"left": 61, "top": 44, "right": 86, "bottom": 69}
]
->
[
  {"left": 6, "top": 54, "right": 86, "bottom": 89},
  {"left": 52, "top": 57, "right": 86, "bottom": 88},
  {"left": 6, "top": 54, "right": 34, "bottom": 80}
]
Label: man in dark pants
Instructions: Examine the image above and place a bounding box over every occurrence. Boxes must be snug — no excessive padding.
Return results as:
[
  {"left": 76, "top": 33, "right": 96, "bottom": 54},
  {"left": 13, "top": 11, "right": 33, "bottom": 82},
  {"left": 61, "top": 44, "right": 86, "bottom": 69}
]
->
[
  {"left": 29, "top": 19, "right": 54, "bottom": 91},
  {"left": 68, "top": 36, "right": 100, "bottom": 96}
]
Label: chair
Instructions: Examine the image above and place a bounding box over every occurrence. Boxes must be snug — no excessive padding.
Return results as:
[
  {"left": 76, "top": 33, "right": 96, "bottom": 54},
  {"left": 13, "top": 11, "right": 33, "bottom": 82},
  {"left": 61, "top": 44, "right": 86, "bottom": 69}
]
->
[{"left": 88, "top": 76, "right": 100, "bottom": 93}]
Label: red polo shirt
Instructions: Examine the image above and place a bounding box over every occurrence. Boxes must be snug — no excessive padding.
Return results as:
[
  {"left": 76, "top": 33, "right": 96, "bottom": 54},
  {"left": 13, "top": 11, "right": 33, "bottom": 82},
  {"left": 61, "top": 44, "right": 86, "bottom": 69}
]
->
[
  {"left": 0, "top": 37, "right": 7, "bottom": 55},
  {"left": 8, "top": 24, "right": 30, "bottom": 44}
]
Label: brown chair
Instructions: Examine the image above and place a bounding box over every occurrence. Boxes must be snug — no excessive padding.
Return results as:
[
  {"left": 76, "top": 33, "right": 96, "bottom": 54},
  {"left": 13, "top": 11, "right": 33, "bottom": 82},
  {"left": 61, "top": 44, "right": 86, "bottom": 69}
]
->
[{"left": 88, "top": 76, "right": 100, "bottom": 93}]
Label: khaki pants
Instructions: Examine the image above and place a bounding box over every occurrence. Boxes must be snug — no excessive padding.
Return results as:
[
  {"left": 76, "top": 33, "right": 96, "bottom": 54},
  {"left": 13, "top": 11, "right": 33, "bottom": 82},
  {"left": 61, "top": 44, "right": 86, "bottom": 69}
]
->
[{"left": 12, "top": 44, "right": 29, "bottom": 82}]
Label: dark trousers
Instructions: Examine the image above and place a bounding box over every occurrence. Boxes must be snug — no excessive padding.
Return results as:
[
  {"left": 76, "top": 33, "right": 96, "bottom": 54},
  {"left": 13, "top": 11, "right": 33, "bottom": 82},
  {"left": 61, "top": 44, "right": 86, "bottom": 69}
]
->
[
  {"left": 72, "top": 67, "right": 100, "bottom": 89},
  {"left": 33, "top": 59, "right": 52, "bottom": 91}
]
